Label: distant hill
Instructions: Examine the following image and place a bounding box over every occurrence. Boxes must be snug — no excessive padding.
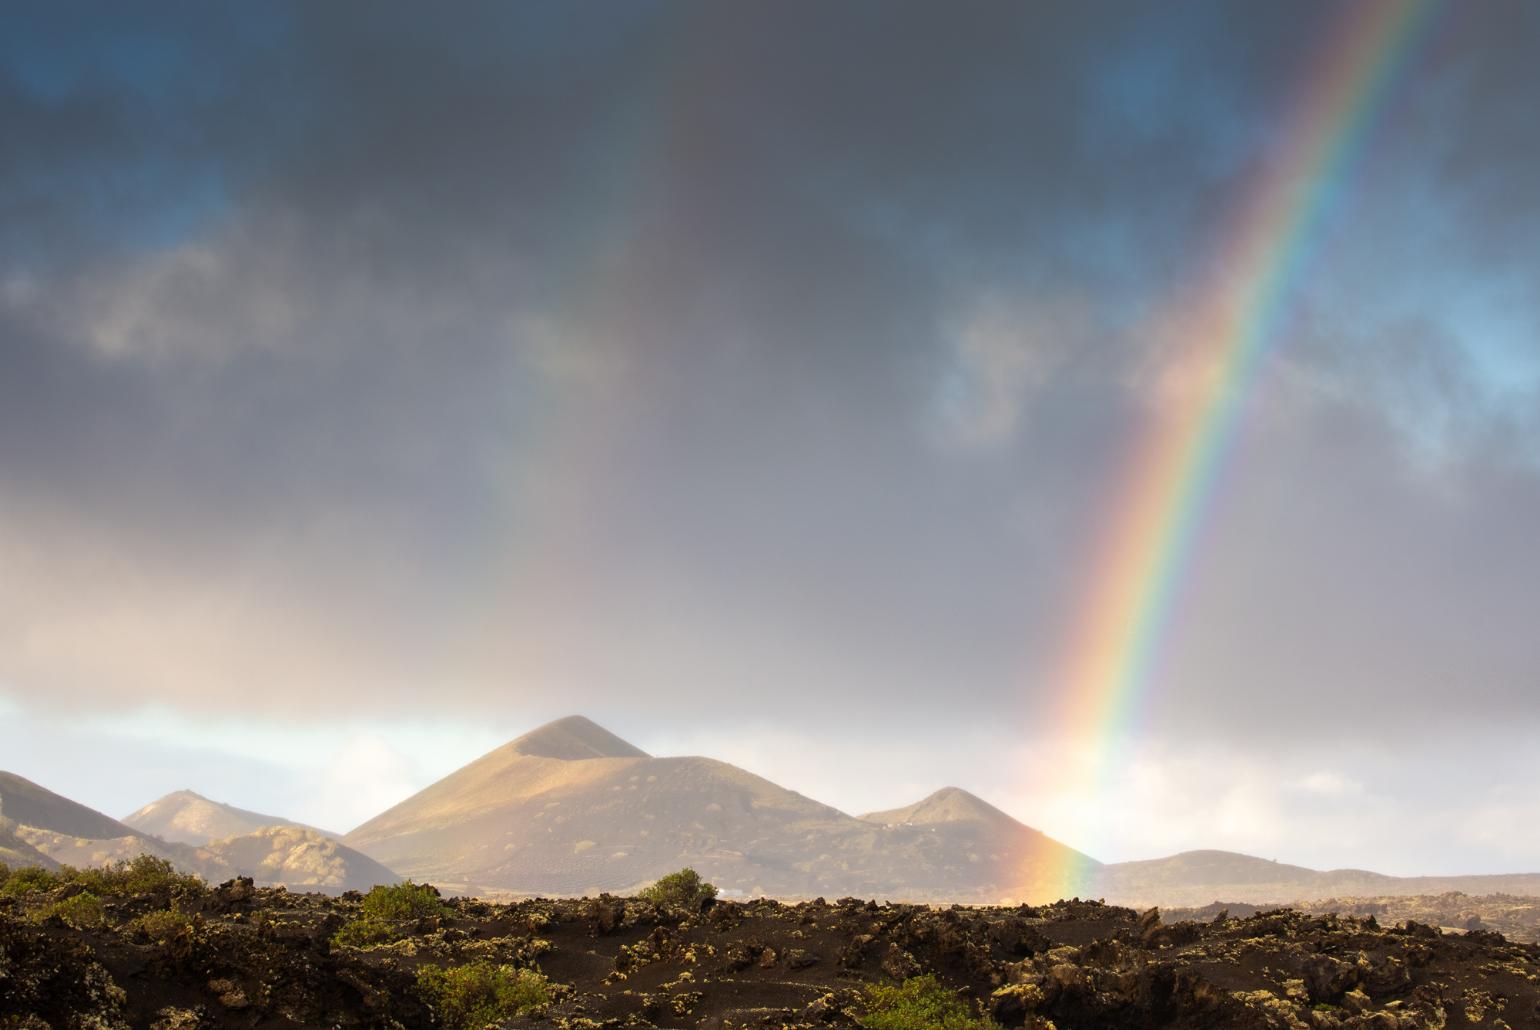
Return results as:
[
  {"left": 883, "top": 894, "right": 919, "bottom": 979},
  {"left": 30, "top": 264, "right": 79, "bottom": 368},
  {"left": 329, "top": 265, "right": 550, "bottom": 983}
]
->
[
  {"left": 0, "top": 770, "right": 398, "bottom": 894},
  {"left": 0, "top": 822, "right": 60, "bottom": 871},
  {"left": 1089, "top": 850, "right": 1540, "bottom": 908},
  {"left": 9, "top": 723, "right": 1539, "bottom": 907},
  {"left": 862, "top": 785, "right": 1020, "bottom": 827},
  {"left": 202, "top": 826, "right": 399, "bottom": 892},
  {"left": 344, "top": 716, "right": 1095, "bottom": 900},
  {"left": 124, "top": 790, "right": 331, "bottom": 846}
]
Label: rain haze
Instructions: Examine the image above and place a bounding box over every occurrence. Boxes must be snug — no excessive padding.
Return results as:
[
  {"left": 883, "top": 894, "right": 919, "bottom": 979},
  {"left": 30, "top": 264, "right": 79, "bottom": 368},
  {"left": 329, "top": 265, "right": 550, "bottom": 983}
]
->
[{"left": 2, "top": 1, "right": 1538, "bottom": 878}]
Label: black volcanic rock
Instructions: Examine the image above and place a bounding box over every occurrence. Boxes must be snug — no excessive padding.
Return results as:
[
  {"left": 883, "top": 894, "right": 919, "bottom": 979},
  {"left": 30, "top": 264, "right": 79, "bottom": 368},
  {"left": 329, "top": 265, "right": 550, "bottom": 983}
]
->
[{"left": 1, "top": 881, "right": 1536, "bottom": 1028}]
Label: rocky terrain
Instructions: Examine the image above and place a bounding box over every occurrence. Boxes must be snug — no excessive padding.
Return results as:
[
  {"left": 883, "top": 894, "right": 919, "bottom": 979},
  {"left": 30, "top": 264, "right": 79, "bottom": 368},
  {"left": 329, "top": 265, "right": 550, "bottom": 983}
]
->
[{"left": 2, "top": 865, "right": 1538, "bottom": 1029}]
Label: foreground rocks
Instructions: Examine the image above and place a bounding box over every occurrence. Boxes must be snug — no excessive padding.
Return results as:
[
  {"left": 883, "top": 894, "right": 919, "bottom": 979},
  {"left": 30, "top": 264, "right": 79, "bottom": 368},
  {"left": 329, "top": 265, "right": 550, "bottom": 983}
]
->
[{"left": 2, "top": 880, "right": 1538, "bottom": 1028}]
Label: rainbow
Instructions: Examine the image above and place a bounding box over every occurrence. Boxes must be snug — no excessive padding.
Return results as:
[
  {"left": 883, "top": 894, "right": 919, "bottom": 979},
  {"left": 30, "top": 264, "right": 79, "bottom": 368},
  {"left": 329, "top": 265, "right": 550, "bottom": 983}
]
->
[{"left": 1034, "top": 0, "right": 1440, "bottom": 901}]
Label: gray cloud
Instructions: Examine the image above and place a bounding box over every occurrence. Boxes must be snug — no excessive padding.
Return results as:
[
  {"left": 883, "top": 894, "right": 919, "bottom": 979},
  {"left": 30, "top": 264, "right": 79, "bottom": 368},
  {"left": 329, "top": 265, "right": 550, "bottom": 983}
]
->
[{"left": 0, "top": 0, "right": 1537, "bottom": 760}]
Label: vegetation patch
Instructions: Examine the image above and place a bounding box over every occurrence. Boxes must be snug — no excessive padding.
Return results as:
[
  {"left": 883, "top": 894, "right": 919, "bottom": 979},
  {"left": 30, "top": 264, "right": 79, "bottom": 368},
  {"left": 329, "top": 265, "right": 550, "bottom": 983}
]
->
[
  {"left": 128, "top": 907, "right": 197, "bottom": 942},
  {"left": 0, "top": 864, "right": 61, "bottom": 896},
  {"left": 637, "top": 867, "right": 718, "bottom": 908},
  {"left": 0, "top": 856, "right": 201, "bottom": 902},
  {"left": 859, "top": 974, "right": 1000, "bottom": 1030},
  {"left": 71, "top": 855, "right": 203, "bottom": 897},
  {"left": 37, "top": 891, "right": 106, "bottom": 930},
  {"left": 334, "top": 881, "right": 451, "bottom": 948},
  {"left": 416, "top": 961, "right": 553, "bottom": 1028}
]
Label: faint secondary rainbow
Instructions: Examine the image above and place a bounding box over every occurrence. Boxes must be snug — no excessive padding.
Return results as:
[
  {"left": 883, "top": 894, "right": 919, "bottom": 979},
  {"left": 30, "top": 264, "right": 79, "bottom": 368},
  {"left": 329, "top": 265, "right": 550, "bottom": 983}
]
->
[{"left": 1032, "top": 0, "right": 1440, "bottom": 901}]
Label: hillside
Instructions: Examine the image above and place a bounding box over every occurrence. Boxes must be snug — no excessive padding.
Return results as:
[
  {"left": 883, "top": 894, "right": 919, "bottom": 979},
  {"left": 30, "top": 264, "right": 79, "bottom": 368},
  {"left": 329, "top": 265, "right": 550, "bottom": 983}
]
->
[
  {"left": 861, "top": 785, "right": 1018, "bottom": 827},
  {"left": 0, "top": 771, "right": 139, "bottom": 840},
  {"left": 0, "top": 770, "right": 396, "bottom": 893},
  {"left": 123, "top": 790, "right": 330, "bottom": 846},
  {"left": 344, "top": 716, "right": 1095, "bottom": 900},
  {"left": 0, "top": 823, "right": 59, "bottom": 872},
  {"left": 200, "top": 826, "right": 398, "bottom": 892},
  {"left": 1090, "top": 850, "right": 1540, "bottom": 908}
]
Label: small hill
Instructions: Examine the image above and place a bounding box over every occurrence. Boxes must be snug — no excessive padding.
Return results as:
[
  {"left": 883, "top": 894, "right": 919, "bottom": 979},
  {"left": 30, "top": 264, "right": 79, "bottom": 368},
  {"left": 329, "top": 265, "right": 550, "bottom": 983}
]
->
[
  {"left": 861, "top": 786, "right": 1019, "bottom": 827},
  {"left": 10, "top": 824, "right": 200, "bottom": 871},
  {"left": 1099, "top": 849, "right": 1333, "bottom": 891},
  {"left": 344, "top": 717, "right": 1095, "bottom": 901},
  {"left": 123, "top": 790, "right": 329, "bottom": 846},
  {"left": 860, "top": 787, "right": 1101, "bottom": 902},
  {"left": 1086, "top": 850, "right": 1540, "bottom": 908},
  {"left": 202, "top": 827, "right": 399, "bottom": 892},
  {"left": 0, "top": 823, "right": 60, "bottom": 871},
  {"left": 0, "top": 771, "right": 396, "bottom": 893}
]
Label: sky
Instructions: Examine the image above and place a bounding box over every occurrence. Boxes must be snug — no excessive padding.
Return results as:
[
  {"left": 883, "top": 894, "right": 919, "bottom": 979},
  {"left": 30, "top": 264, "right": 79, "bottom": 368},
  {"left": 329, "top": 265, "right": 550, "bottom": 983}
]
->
[{"left": 1, "top": 1, "right": 1538, "bottom": 876}]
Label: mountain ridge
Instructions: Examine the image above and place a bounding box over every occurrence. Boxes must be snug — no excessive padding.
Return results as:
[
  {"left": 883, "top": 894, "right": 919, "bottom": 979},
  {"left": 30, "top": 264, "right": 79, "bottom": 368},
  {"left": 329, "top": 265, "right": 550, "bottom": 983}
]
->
[
  {"left": 1, "top": 770, "right": 398, "bottom": 893},
  {"left": 343, "top": 716, "right": 1092, "bottom": 901},
  {"left": 7, "top": 717, "right": 1540, "bottom": 907}
]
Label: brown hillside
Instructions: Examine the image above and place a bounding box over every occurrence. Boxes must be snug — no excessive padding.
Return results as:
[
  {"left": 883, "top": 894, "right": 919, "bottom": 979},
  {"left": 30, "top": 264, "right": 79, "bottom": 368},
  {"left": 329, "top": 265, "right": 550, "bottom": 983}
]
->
[
  {"left": 123, "top": 790, "right": 331, "bottom": 846},
  {"left": 344, "top": 717, "right": 1095, "bottom": 901}
]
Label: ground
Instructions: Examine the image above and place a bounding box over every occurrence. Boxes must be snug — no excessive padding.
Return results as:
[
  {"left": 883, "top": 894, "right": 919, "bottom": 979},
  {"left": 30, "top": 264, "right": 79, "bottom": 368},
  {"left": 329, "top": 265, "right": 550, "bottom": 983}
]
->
[{"left": 2, "top": 877, "right": 1538, "bottom": 1028}]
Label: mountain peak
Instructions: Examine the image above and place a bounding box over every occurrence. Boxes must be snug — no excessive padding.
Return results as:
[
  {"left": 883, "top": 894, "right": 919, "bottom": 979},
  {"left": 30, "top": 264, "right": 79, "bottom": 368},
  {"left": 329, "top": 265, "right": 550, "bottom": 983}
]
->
[
  {"left": 123, "top": 789, "right": 325, "bottom": 846},
  {"left": 860, "top": 786, "right": 1016, "bottom": 827},
  {"left": 508, "top": 716, "right": 649, "bottom": 761}
]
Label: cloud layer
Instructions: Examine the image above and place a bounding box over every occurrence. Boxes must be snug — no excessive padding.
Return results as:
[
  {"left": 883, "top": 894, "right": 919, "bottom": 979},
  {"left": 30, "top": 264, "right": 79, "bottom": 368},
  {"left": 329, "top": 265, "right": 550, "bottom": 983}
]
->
[{"left": 1, "top": 2, "right": 1537, "bottom": 867}]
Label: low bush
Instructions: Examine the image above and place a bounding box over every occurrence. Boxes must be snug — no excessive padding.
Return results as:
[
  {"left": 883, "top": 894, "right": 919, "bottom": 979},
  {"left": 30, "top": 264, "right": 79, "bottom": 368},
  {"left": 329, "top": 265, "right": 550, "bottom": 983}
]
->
[
  {"left": 334, "top": 881, "right": 451, "bottom": 948},
  {"left": 637, "top": 868, "right": 717, "bottom": 908},
  {"left": 0, "top": 865, "right": 61, "bottom": 896},
  {"left": 128, "top": 907, "right": 197, "bottom": 942},
  {"left": 71, "top": 855, "right": 203, "bottom": 896},
  {"left": 38, "top": 891, "right": 106, "bottom": 930},
  {"left": 416, "top": 961, "right": 553, "bottom": 1029},
  {"left": 859, "top": 974, "right": 1000, "bottom": 1030}
]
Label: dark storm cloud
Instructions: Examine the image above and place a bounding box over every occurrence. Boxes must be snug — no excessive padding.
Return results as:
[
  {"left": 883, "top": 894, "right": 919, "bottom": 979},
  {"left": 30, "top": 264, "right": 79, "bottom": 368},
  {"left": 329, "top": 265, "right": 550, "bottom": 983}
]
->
[{"left": 0, "top": 1, "right": 1536, "bottom": 738}]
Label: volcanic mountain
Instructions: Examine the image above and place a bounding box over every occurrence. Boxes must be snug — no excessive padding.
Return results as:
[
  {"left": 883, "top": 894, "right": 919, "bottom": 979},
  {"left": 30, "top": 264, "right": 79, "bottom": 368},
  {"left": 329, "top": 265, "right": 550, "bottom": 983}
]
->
[
  {"left": 124, "top": 790, "right": 331, "bottom": 847},
  {"left": 343, "top": 716, "right": 1097, "bottom": 899},
  {"left": 0, "top": 771, "right": 397, "bottom": 893}
]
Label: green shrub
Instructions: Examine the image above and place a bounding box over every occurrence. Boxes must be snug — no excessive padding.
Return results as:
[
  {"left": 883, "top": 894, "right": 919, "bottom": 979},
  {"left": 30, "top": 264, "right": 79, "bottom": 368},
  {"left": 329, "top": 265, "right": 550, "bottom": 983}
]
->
[
  {"left": 0, "top": 865, "right": 61, "bottom": 896},
  {"left": 637, "top": 868, "right": 717, "bottom": 908},
  {"left": 128, "top": 907, "right": 196, "bottom": 942},
  {"left": 38, "top": 891, "right": 106, "bottom": 930},
  {"left": 334, "top": 881, "right": 451, "bottom": 948},
  {"left": 416, "top": 962, "right": 553, "bottom": 1029},
  {"left": 359, "top": 881, "right": 449, "bottom": 921},
  {"left": 70, "top": 855, "right": 202, "bottom": 896},
  {"left": 859, "top": 975, "right": 1000, "bottom": 1030}
]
